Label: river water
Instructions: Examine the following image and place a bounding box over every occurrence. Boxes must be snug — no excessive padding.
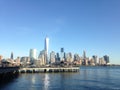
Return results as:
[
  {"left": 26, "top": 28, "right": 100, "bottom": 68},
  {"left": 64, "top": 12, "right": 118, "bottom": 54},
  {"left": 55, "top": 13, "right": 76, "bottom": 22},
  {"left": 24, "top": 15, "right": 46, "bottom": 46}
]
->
[{"left": 0, "top": 66, "right": 120, "bottom": 90}]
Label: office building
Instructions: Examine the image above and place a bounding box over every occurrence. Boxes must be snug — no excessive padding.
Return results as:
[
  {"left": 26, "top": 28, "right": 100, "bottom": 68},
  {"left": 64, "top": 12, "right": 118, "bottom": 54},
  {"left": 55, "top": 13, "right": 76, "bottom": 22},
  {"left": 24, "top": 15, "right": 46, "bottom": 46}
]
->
[
  {"left": 14, "top": 57, "right": 20, "bottom": 66},
  {"left": 66, "top": 52, "right": 73, "bottom": 63},
  {"left": 45, "top": 36, "right": 49, "bottom": 63},
  {"left": 29, "top": 49, "right": 37, "bottom": 62},
  {"left": 103, "top": 55, "right": 110, "bottom": 64},
  {"left": 21, "top": 56, "right": 30, "bottom": 62},
  {"left": 11, "top": 52, "right": 13, "bottom": 59},
  {"left": 20, "top": 56, "right": 30, "bottom": 67},
  {"left": 61, "top": 48, "right": 64, "bottom": 52},
  {"left": 56, "top": 53, "right": 60, "bottom": 62},
  {"left": 60, "top": 48, "right": 65, "bottom": 61},
  {"left": 84, "top": 58, "right": 89, "bottom": 66},
  {"left": 83, "top": 50, "right": 86, "bottom": 59},
  {"left": 83, "top": 50, "right": 87, "bottom": 65},
  {"left": 50, "top": 51, "right": 55, "bottom": 63},
  {"left": 92, "top": 55, "right": 98, "bottom": 65},
  {"left": 99, "top": 57, "right": 106, "bottom": 65},
  {"left": 74, "top": 54, "right": 80, "bottom": 61},
  {"left": 73, "top": 54, "right": 82, "bottom": 65},
  {"left": 38, "top": 50, "right": 47, "bottom": 65},
  {"left": 89, "top": 58, "right": 95, "bottom": 66}
]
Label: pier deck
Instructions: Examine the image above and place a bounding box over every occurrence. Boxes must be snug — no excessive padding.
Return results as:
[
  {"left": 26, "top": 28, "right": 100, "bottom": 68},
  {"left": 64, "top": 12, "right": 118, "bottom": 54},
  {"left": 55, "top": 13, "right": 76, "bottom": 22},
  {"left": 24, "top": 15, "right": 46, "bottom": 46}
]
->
[{"left": 19, "top": 67, "right": 80, "bottom": 73}]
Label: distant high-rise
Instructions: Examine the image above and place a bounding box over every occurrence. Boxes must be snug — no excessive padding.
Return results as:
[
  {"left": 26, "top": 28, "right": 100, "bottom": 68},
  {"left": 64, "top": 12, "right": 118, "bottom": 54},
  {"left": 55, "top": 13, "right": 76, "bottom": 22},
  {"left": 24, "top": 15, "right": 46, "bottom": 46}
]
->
[
  {"left": 50, "top": 51, "right": 55, "bottom": 63},
  {"left": 103, "top": 55, "right": 110, "bottom": 64},
  {"left": 11, "top": 52, "right": 13, "bottom": 59},
  {"left": 99, "top": 57, "right": 106, "bottom": 65},
  {"left": 60, "top": 48, "right": 65, "bottom": 61},
  {"left": 83, "top": 50, "right": 88, "bottom": 65},
  {"left": 29, "top": 49, "right": 37, "bottom": 62},
  {"left": 45, "top": 36, "right": 49, "bottom": 63},
  {"left": 83, "top": 50, "right": 86, "bottom": 59},
  {"left": 45, "top": 36, "right": 49, "bottom": 55},
  {"left": 74, "top": 54, "right": 80, "bottom": 61},
  {"left": 61, "top": 48, "right": 64, "bottom": 52},
  {"left": 66, "top": 52, "right": 73, "bottom": 62},
  {"left": 38, "top": 50, "right": 47, "bottom": 65},
  {"left": 92, "top": 55, "right": 98, "bottom": 65},
  {"left": 56, "top": 53, "right": 60, "bottom": 61}
]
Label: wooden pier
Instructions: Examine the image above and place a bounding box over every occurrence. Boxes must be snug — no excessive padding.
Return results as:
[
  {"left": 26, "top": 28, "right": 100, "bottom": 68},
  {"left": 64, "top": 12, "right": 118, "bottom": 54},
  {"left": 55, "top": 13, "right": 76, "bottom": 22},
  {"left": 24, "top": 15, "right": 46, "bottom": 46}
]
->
[{"left": 19, "top": 67, "right": 80, "bottom": 73}]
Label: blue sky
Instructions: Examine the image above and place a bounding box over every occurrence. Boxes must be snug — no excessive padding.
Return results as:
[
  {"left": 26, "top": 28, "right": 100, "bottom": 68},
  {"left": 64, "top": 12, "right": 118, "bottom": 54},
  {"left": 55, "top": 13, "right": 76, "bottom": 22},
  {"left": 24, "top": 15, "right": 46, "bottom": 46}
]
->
[{"left": 0, "top": 0, "right": 120, "bottom": 64}]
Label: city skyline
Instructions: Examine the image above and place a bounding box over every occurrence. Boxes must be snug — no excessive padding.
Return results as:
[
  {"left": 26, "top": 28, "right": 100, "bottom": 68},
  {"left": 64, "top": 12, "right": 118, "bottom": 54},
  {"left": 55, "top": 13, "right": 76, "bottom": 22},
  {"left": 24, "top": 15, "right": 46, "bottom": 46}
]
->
[
  {"left": 0, "top": 36, "right": 110, "bottom": 66},
  {"left": 0, "top": 0, "right": 120, "bottom": 64}
]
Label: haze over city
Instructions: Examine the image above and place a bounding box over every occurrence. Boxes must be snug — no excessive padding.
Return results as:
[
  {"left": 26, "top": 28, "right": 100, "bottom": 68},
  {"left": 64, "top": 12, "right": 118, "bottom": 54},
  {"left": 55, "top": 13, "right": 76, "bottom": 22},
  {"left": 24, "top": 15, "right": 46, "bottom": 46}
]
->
[{"left": 0, "top": 0, "right": 120, "bottom": 64}]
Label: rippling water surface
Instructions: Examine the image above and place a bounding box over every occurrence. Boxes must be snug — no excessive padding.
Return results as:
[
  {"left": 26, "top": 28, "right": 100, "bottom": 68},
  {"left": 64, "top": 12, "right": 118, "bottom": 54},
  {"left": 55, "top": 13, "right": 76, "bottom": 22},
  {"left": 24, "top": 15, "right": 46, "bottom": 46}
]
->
[{"left": 1, "top": 66, "right": 120, "bottom": 90}]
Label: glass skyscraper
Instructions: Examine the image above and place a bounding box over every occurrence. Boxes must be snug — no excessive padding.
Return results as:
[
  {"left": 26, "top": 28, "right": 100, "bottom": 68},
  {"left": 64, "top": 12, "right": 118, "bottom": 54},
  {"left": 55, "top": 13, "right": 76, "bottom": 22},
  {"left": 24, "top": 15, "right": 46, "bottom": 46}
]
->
[
  {"left": 29, "top": 49, "right": 37, "bottom": 62},
  {"left": 45, "top": 36, "right": 49, "bottom": 63},
  {"left": 60, "top": 48, "right": 65, "bottom": 61},
  {"left": 11, "top": 52, "right": 13, "bottom": 60}
]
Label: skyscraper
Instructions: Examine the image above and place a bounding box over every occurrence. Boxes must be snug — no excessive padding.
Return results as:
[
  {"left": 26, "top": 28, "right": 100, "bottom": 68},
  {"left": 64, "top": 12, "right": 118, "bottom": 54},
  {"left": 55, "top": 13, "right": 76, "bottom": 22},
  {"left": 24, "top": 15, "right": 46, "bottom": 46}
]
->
[
  {"left": 103, "top": 55, "right": 110, "bottom": 64},
  {"left": 11, "top": 52, "right": 13, "bottom": 59},
  {"left": 50, "top": 51, "right": 55, "bottom": 64},
  {"left": 66, "top": 52, "right": 73, "bottom": 63},
  {"left": 29, "top": 49, "right": 37, "bottom": 63},
  {"left": 83, "top": 50, "right": 86, "bottom": 59},
  {"left": 45, "top": 36, "right": 49, "bottom": 63},
  {"left": 74, "top": 54, "right": 80, "bottom": 61},
  {"left": 83, "top": 50, "right": 88, "bottom": 65},
  {"left": 38, "top": 50, "right": 47, "bottom": 65},
  {"left": 92, "top": 55, "right": 98, "bottom": 65},
  {"left": 60, "top": 48, "right": 65, "bottom": 61},
  {"left": 56, "top": 53, "right": 60, "bottom": 62},
  {"left": 45, "top": 36, "right": 49, "bottom": 54},
  {"left": 61, "top": 48, "right": 64, "bottom": 52}
]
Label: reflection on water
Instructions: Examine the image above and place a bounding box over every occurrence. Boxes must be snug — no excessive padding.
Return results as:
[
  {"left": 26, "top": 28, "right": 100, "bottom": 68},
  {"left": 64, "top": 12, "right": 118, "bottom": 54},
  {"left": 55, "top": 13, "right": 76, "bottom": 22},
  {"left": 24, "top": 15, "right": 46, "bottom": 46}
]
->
[
  {"left": 1, "top": 66, "right": 120, "bottom": 90},
  {"left": 43, "top": 74, "right": 50, "bottom": 90},
  {"left": 31, "top": 75, "right": 35, "bottom": 84}
]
